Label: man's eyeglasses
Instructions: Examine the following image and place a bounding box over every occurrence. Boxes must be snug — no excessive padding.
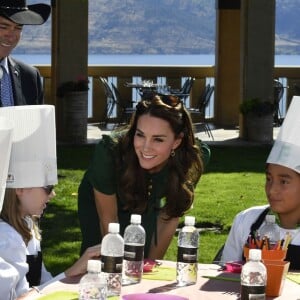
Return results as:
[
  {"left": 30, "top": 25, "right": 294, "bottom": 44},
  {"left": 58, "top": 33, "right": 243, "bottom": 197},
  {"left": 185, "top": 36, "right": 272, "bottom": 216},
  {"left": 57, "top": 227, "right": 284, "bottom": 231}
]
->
[{"left": 42, "top": 185, "right": 54, "bottom": 195}]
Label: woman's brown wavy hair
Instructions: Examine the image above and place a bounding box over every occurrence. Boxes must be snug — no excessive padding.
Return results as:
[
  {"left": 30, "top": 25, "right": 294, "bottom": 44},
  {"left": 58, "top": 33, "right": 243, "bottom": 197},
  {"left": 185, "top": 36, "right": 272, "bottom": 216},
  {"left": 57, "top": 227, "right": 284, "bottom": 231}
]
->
[{"left": 114, "top": 94, "right": 203, "bottom": 219}]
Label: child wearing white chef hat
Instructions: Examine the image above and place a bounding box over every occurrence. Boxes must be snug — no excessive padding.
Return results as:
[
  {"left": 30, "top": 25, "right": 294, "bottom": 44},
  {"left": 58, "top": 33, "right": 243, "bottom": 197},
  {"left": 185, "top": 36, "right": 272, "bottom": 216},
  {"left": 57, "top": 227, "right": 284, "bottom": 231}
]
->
[
  {"left": 0, "top": 105, "right": 101, "bottom": 299},
  {"left": 220, "top": 96, "right": 300, "bottom": 270},
  {"left": 0, "top": 117, "right": 20, "bottom": 300},
  {"left": 0, "top": 117, "right": 13, "bottom": 210}
]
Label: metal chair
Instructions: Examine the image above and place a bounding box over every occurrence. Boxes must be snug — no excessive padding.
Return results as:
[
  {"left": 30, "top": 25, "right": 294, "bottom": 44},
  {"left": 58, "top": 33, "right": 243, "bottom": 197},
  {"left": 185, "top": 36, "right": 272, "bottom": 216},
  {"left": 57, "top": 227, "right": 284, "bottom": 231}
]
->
[
  {"left": 170, "top": 77, "right": 195, "bottom": 104},
  {"left": 188, "top": 84, "right": 215, "bottom": 140},
  {"left": 273, "top": 79, "right": 284, "bottom": 126},
  {"left": 294, "top": 84, "right": 300, "bottom": 95},
  {"left": 111, "top": 82, "right": 136, "bottom": 125},
  {"left": 99, "top": 77, "right": 118, "bottom": 126}
]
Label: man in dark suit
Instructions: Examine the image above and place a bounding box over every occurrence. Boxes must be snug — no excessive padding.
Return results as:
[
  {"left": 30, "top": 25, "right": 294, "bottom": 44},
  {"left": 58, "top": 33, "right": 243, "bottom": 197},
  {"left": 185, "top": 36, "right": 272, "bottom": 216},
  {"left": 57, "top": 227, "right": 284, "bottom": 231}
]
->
[{"left": 0, "top": 1, "right": 51, "bottom": 107}]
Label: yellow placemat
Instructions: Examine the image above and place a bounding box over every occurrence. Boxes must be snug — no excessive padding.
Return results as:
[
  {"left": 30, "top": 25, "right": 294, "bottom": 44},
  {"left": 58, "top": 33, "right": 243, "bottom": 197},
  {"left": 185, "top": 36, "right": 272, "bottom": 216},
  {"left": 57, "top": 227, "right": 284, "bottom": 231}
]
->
[
  {"left": 37, "top": 291, "right": 78, "bottom": 300},
  {"left": 142, "top": 266, "right": 176, "bottom": 281},
  {"left": 287, "top": 272, "right": 300, "bottom": 284},
  {"left": 37, "top": 291, "right": 119, "bottom": 300}
]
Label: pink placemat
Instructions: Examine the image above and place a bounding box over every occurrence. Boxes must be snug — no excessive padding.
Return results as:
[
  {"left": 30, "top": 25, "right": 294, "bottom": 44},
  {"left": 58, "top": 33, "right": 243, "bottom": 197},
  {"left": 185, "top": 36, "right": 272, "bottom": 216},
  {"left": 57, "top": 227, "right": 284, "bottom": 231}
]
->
[{"left": 122, "top": 293, "right": 188, "bottom": 300}]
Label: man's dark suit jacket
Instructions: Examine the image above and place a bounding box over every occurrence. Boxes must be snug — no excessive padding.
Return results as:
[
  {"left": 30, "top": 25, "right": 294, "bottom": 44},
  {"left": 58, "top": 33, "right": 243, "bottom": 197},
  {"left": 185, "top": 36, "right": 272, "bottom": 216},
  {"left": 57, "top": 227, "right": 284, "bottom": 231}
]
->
[{"left": 0, "top": 56, "right": 43, "bottom": 107}]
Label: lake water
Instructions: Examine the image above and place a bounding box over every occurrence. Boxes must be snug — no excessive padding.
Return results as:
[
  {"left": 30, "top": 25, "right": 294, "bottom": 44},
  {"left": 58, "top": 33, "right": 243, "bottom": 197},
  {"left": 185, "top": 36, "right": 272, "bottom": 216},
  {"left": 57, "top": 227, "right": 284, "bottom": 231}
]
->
[
  {"left": 13, "top": 53, "right": 296, "bottom": 118},
  {"left": 12, "top": 53, "right": 300, "bottom": 66}
]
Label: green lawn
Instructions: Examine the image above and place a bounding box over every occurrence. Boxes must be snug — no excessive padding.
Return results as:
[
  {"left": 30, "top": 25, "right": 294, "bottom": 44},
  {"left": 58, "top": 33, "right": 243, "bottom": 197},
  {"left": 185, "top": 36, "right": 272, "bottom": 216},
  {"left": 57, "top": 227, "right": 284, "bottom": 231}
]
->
[{"left": 41, "top": 143, "right": 272, "bottom": 275}]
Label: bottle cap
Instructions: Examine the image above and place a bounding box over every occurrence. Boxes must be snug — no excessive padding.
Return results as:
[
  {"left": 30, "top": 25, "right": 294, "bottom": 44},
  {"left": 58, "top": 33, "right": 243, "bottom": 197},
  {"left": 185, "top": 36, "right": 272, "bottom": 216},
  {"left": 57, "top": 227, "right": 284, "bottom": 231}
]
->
[
  {"left": 130, "top": 214, "right": 141, "bottom": 224},
  {"left": 184, "top": 216, "right": 195, "bottom": 226},
  {"left": 87, "top": 259, "right": 101, "bottom": 272},
  {"left": 265, "top": 215, "right": 276, "bottom": 223},
  {"left": 249, "top": 249, "right": 262, "bottom": 261},
  {"left": 108, "top": 222, "right": 120, "bottom": 233}
]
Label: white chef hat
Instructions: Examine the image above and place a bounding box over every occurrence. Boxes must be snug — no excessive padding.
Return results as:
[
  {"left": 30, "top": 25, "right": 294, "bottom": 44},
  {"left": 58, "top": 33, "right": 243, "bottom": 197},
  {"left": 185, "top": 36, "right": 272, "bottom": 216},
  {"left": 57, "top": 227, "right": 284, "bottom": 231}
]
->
[
  {"left": 0, "top": 117, "right": 13, "bottom": 211},
  {"left": 0, "top": 105, "right": 57, "bottom": 188},
  {"left": 267, "top": 96, "right": 300, "bottom": 173}
]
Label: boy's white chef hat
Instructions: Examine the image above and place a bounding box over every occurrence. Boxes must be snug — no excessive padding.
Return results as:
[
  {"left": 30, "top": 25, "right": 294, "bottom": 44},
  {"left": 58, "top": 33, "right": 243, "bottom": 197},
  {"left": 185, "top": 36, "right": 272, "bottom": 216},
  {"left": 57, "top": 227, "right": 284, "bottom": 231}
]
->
[
  {"left": 267, "top": 96, "right": 300, "bottom": 173},
  {"left": 0, "top": 117, "right": 13, "bottom": 211},
  {"left": 0, "top": 105, "right": 57, "bottom": 188}
]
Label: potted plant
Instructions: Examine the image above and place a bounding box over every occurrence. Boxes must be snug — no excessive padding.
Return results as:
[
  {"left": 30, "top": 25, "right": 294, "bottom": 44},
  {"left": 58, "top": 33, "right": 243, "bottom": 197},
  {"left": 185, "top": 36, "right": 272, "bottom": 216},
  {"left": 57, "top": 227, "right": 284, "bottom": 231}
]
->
[
  {"left": 240, "top": 98, "right": 274, "bottom": 117},
  {"left": 240, "top": 98, "right": 275, "bottom": 143},
  {"left": 57, "top": 76, "right": 89, "bottom": 144}
]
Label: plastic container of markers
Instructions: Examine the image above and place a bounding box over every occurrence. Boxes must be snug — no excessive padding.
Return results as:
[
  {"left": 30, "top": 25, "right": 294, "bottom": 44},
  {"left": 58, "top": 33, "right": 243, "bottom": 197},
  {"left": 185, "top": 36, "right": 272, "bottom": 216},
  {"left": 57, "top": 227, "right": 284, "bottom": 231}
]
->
[
  {"left": 244, "top": 246, "right": 289, "bottom": 297},
  {"left": 244, "top": 234, "right": 290, "bottom": 297}
]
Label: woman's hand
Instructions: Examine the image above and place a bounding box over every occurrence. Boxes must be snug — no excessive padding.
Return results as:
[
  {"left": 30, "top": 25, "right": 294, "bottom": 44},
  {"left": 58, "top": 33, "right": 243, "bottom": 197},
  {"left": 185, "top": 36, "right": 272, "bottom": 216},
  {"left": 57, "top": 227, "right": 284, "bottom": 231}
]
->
[
  {"left": 64, "top": 243, "right": 101, "bottom": 277},
  {"left": 148, "top": 214, "right": 179, "bottom": 260}
]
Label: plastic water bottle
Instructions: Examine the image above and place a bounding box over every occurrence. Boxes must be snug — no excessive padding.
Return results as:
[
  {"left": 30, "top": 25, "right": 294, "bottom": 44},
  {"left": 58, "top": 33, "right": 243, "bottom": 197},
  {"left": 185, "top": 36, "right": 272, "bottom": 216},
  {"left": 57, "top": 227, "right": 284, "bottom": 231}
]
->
[
  {"left": 258, "top": 215, "right": 280, "bottom": 249},
  {"left": 176, "top": 216, "right": 199, "bottom": 286},
  {"left": 79, "top": 259, "right": 107, "bottom": 300},
  {"left": 240, "top": 249, "right": 267, "bottom": 300},
  {"left": 101, "top": 223, "right": 124, "bottom": 296},
  {"left": 122, "top": 214, "right": 146, "bottom": 285}
]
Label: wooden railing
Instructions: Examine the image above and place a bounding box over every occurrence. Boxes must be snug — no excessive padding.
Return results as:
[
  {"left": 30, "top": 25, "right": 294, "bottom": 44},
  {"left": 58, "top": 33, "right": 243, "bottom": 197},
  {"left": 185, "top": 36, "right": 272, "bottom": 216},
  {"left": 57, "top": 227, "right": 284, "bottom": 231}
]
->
[{"left": 36, "top": 65, "right": 300, "bottom": 124}]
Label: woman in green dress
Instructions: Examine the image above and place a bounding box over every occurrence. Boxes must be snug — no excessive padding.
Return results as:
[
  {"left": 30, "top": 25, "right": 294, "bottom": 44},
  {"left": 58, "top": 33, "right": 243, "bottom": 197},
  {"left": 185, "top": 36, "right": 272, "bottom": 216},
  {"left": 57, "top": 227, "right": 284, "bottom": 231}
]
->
[{"left": 78, "top": 94, "right": 209, "bottom": 258}]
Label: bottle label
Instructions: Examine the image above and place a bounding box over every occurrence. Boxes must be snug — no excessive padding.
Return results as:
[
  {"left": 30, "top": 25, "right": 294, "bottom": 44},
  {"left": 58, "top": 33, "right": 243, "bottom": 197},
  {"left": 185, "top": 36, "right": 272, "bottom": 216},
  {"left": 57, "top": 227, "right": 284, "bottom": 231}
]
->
[
  {"left": 240, "top": 285, "right": 266, "bottom": 300},
  {"left": 177, "top": 246, "right": 198, "bottom": 263},
  {"left": 101, "top": 255, "right": 123, "bottom": 273},
  {"left": 124, "top": 244, "right": 144, "bottom": 261}
]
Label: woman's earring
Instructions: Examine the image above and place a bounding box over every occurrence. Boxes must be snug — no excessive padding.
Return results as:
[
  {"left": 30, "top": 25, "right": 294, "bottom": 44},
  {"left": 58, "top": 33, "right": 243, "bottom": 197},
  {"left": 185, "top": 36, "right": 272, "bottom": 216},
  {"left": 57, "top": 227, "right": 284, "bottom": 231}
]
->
[{"left": 170, "top": 149, "right": 175, "bottom": 157}]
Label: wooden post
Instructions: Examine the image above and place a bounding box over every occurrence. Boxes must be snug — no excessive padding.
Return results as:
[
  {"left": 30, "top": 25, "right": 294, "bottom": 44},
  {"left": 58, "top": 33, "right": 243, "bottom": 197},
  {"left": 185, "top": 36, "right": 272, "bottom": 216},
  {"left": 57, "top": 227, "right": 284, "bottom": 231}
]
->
[
  {"left": 51, "top": 0, "right": 88, "bottom": 141},
  {"left": 214, "top": 0, "right": 241, "bottom": 127},
  {"left": 239, "top": 0, "right": 275, "bottom": 140}
]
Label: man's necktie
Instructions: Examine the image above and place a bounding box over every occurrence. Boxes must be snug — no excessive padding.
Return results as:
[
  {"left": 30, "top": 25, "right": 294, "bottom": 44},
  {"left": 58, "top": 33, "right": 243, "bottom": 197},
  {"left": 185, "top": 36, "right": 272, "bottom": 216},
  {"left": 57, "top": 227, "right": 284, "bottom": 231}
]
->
[{"left": 0, "top": 66, "right": 13, "bottom": 106}]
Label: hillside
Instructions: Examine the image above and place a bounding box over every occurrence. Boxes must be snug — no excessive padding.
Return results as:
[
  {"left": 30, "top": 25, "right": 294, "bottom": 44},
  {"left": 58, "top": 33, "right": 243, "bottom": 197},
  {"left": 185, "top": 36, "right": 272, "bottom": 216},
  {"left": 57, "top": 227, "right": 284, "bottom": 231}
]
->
[{"left": 15, "top": 0, "right": 300, "bottom": 55}]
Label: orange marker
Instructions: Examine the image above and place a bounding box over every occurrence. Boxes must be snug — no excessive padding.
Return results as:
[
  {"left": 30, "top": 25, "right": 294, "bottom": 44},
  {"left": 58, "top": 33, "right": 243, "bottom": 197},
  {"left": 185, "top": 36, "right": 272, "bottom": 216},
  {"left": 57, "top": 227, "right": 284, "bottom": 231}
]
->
[{"left": 275, "top": 240, "right": 281, "bottom": 250}]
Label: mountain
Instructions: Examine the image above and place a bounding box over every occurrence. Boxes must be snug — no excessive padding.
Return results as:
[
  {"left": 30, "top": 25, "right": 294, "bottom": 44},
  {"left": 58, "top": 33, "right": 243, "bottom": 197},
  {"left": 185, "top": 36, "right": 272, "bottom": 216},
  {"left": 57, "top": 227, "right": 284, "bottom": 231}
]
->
[
  {"left": 275, "top": 0, "right": 300, "bottom": 54},
  {"left": 15, "top": 0, "right": 300, "bottom": 55}
]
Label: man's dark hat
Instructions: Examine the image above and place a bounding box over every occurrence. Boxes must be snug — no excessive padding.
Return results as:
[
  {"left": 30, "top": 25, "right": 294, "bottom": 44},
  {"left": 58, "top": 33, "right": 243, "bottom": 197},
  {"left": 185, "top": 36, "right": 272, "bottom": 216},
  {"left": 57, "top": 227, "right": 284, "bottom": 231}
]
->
[{"left": 0, "top": 0, "right": 51, "bottom": 25}]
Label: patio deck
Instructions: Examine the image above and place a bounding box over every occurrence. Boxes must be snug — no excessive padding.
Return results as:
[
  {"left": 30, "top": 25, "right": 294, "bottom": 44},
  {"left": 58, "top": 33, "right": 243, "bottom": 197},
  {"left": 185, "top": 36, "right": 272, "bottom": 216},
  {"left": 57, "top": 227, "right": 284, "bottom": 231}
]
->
[{"left": 87, "top": 123, "right": 280, "bottom": 146}]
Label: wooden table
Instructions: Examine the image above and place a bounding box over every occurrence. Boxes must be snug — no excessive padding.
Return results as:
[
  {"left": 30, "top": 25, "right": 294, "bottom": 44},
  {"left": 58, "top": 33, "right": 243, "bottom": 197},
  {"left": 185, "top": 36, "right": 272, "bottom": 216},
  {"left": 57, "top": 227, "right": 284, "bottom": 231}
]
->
[
  {"left": 125, "top": 82, "right": 190, "bottom": 106},
  {"left": 125, "top": 82, "right": 160, "bottom": 100},
  {"left": 23, "top": 261, "right": 300, "bottom": 299}
]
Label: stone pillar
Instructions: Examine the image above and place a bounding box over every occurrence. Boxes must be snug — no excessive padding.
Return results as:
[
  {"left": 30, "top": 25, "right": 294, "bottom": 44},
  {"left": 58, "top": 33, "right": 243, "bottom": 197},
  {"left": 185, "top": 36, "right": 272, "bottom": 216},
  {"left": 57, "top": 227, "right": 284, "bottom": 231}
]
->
[
  {"left": 51, "top": 0, "right": 88, "bottom": 141},
  {"left": 214, "top": 0, "right": 241, "bottom": 127},
  {"left": 239, "top": 0, "right": 276, "bottom": 139}
]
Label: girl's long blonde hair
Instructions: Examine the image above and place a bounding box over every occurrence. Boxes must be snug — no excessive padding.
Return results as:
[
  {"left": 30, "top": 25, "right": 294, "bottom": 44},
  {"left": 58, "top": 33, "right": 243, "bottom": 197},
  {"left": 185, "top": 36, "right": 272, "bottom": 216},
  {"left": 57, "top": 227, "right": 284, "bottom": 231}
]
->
[{"left": 0, "top": 188, "right": 41, "bottom": 246}]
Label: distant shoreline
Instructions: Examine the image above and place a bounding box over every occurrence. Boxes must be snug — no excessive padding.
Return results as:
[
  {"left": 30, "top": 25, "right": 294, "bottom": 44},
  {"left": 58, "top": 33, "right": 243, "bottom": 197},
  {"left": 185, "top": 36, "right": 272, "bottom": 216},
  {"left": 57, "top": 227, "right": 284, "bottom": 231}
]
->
[
  {"left": 12, "top": 51, "right": 300, "bottom": 55},
  {"left": 12, "top": 53, "right": 300, "bottom": 66}
]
